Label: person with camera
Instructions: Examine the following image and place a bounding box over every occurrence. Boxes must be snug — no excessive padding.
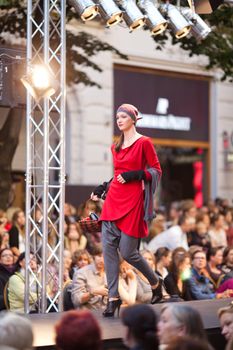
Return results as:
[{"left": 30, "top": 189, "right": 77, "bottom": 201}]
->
[{"left": 91, "top": 103, "right": 162, "bottom": 317}]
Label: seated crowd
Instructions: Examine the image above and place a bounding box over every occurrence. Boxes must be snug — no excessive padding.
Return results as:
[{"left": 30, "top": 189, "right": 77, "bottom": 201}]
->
[
  {"left": 0, "top": 197, "right": 233, "bottom": 349},
  {"left": 0, "top": 197, "right": 233, "bottom": 313},
  {"left": 0, "top": 300, "right": 233, "bottom": 349}
]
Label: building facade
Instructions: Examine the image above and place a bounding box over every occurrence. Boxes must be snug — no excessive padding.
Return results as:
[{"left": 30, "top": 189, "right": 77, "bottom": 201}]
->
[{"left": 5, "top": 19, "right": 233, "bottom": 208}]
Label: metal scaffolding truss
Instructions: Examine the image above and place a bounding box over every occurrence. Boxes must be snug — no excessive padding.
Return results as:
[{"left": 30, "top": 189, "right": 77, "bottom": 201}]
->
[{"left": 25, "top": 0, "right": 66, "bottom": 313}]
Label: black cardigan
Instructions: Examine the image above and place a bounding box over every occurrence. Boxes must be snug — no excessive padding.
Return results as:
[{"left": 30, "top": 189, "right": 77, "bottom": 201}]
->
[{"left": 164, "top": 272, "right": 192, "bottom": 301}]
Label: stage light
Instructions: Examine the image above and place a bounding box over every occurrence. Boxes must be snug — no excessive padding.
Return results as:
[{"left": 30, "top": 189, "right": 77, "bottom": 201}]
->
[
  {"left": 159, "top": 3, "right": 191, "bottom": 39},
  {"left": 181, "top": 7, "right": 211, "bottom": 40},
  {"left": 115, "top": 0, "right": 146, "bottom": 32},
  {"left": 94, "top": 0, "right": 123, "bottom": 26},
  {"left": 21, "top": 65, "right": 57, "bottom": 101},
  {"left": 138, "top": 0, "right": 168, "bottom": 36},
  {"left": 68, "top": 0, "right": 98, "bottom": 21}
]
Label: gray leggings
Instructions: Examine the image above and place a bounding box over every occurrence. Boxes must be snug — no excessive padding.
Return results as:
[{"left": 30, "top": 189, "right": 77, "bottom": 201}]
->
[{"left": 102, "top": 220, "right": 159, "bottom": 298}]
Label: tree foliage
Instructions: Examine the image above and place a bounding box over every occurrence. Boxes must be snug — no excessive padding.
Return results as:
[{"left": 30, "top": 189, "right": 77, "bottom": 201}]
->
[{"left": 151, "top": 3, "right": 233, "bottom": 81}]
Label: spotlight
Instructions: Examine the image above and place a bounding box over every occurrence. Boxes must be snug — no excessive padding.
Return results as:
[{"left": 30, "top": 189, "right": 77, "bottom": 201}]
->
[
  {"left": 181, "top": 7, "right": 211, "bottom": 40},
  {"left": 68, "top": 0, "right": 98, "bottom": 21},
  {"left": 94, "top": 0, "right": 123, "bottom": 26},
  {"left": 137, "top": 0, "right": 167, "bottom": 36},
  {"left": 115, "top": 0, "right": 146, "bottom": 32},
  {"left": 159, "top": 3, "right": 191, "bottom": 39},
  {"left": 21, "top": 65, "right": 57, "bottom": 101}
]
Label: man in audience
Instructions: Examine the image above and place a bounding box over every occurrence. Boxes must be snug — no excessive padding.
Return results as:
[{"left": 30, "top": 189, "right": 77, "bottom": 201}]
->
[
  {"left": 188, "top": 249, "right": 231, "bottom": 300},
  {"left": 72, "top": 246, "right": 108, "bottom": 310},
  {"left": 148, "top": 215, "right": 192, "bottom": 253}
]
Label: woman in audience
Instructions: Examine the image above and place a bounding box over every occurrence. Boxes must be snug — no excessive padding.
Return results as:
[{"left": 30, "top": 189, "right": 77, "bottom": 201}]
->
[
  {"left": 224, "top": 208, "right": 233, "bottom": 246},
  {"left": 208, "top": 213, "right": 227, "bottom": 248},
  {"left": 155, "top": 247, "right": 171, "bottom": 279},
  {"left": 164, "top": 251, "right": 192, "bottom": 301},
  {"left": 222, "top": 246, "right": 233, "bottom": 275},
  {"left": 55, "top": 309, "right": 102, "bottom": 350},
  {"left": 9, "top": 210, "right": 26, "bottom": 257},
  {"left": 218, "top": 303, "right": 233, "bottom": 343},
  {"left": 136, "top": 250, "right": 156, "bottom": 304},
  {"left": 205, "top": 247, "right": 224, "bottom": 288},
  {"left": 0, "top": 311, "right": 33, "bottom": 350},
  {"left": 64, "top": 222, "right": 87, "bottom": 255},
  {"left": 8, "top": 252, "right": 38, "bottom": 313},
  {"left": 158, "top": 304, "right": 210, "bottom": 349},
  {"left": 0, "top": 248, "right": 15, "bottom": 310},
  {"left": 121, "top": 304, "right": 159, "bottom": 350},
  {"left": 70, "top": 249, "right": 92, "bottom": 279},
  {"left": 119, "top": 259, "right": 137, "bottom": 306}
]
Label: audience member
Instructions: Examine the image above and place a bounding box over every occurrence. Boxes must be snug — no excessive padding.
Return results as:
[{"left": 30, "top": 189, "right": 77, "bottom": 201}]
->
[
  {"left": 64, "top": 202, "right": 77, "bottom": 224},
  {"left": 121, "top": 304, "right": 159, "bottom": 350},
  {"left": 222, "top": 246, "right": 233, "bottom": 275},
  {"left": 147, "top": 215, "right": 192, "bottom": 253},
  {"left": 208, "top": 213, "right": 227, "bottom": 248},
  {"left": 70, "top": 249, "right": 92, "bottom": 279},
  {"left": 154, "top": 247, "right": 171, "bottom": 279},
  {"left": 64, "top": 222, "right": 87, "bottom": 255},
  {"left": 188, "top": 221, "right": 211, "bottom": 252},
  {"left": 218, "top": 303, "right": 233, "bottom": 343},
  {"left": 206, "top": 247, "right": 224, "bottom": 287},
  {"left": 72, "top": 246, "right": 107, "bottom": 310},
  {"left": 188, "top": 250, "right": 230, "bottom": 300},
  {"left": 164, "top": 251, "right": 192, "bottom": 301},
  {"left": 119, "top": 259, "right": 137, "bottom": 306},
  {"left": 143, "top": 214, "right": 166, "bottom": 245},
  {"left": 224, "top": 208, "right": 233, "bottom": 246},
  {"left": 158, "top": 304, "right": 209, "bottom": 349},
  {"left": 136, "top": 250, "right": 156, "bottom": 304},
  {"left": 0, "top": 214, "right": 9, "bottom": 250},
  {"left": 8, "top": 252, "right": 38, "bottom": 313},
  {"left": 0, "top": 311, "right": 33, "bottom": 350},
  {"left": 55, "top": 309, "right": 102, "bottom": 350},
  {"left": 0, "top": 248, "right": 15, "bottom": 310},
  {"left": 8, "top": 210, "right": 26, "bottom": 257}
]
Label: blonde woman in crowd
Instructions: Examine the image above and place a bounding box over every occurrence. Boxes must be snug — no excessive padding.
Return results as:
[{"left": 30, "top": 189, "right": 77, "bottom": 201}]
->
[
  {"left": 64, "top": 222, "right": 87, "bottom": 255},
  {"left": 218, "top": 302, "right": 233, "bottom": 344},
  {"left": 119, "top": 259, "right": 137, "bottom": 306},
  {"left": 136, "top": 250, "right": 156, "bottom": 304}
]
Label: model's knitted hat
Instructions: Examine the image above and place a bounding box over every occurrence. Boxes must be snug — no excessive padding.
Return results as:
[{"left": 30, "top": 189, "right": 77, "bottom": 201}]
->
[{"left": 116, "top": 103, "right": 142, "bottom": 122}]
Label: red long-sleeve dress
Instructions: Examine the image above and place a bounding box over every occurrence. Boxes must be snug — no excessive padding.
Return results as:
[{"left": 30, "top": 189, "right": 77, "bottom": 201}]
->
[{"left": 100, "top": 136, "right": 161, "bottom": 239}]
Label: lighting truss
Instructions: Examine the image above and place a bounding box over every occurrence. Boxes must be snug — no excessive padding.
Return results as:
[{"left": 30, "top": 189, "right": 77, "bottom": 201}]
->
[{"left": 25, "top": 0, "right": 66, "bottom": 313}]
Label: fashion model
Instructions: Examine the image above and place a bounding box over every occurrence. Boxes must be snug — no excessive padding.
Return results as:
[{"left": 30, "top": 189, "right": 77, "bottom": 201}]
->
[{"left": 91, "top": 103, "right": 162, "bottom": 317}]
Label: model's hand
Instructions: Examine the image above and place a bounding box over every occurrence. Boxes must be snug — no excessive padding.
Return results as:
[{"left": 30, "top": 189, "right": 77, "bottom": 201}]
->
[
  {"left": 117, "top": 174, "right": 126, "bottom": 184},
  {"left": 90, "top": 192, "right": 99, "bottom": 201}
]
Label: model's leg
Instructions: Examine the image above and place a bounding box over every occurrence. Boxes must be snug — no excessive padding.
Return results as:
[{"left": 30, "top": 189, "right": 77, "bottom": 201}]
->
[
  {"left": 102, "top": 221, "right": 121, "bottom": 298},
  {"left": 119, "top": 232, "right": 158, "bottom": 286}
]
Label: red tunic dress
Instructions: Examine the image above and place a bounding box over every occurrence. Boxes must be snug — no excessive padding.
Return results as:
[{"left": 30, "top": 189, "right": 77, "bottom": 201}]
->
[{"left": 100, "top": 136, "right": 161, "bottom": 238}]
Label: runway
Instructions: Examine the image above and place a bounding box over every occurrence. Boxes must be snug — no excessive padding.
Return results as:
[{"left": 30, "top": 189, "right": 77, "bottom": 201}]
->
[{"left": 28, "top": 298, "right": 230, "bottom": 349}]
